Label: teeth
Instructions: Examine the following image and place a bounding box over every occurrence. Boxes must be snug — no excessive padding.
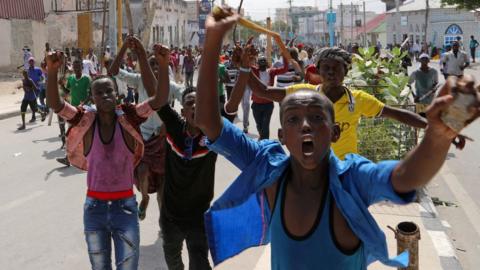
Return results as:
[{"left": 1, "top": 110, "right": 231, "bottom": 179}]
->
[
  {"left": 303, "top": 138, "right": 313, "bottom": 142},
  {"left": 304, "top": 152, "right": 314, "bottom": 156}
]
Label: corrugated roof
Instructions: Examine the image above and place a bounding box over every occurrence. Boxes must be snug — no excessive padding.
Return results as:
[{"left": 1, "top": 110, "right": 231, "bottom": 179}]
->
[
  {"left": 364, "top": 13, "right": 387, "bottom": 33},
  {"left": 0, "top": 0, "right": 45, "bottom": 21}
]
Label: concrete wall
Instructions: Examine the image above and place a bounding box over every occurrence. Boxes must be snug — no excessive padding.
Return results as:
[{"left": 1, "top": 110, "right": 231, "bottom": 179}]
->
[
  {"left": 32, "top": 20, "right": 47, "bottom": 61},
  {"left": 0, "top": 20, "right": 12, "bottom": 68},
  {"left": 0, "top": 19, "right": 48, "bottom": 71},
  {"left": 45, "top": 13, "right": 78, "bottom": 49}
]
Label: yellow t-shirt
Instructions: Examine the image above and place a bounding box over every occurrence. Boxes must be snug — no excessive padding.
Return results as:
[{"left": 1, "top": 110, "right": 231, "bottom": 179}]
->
[{"left": 285, "top": 84, "right": 385, "bottom": 159}]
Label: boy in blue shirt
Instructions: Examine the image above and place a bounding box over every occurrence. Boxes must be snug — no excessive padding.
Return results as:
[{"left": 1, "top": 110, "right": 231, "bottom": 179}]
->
[{"left": 194, "top": 12, "right": 480, "bottom": 269}]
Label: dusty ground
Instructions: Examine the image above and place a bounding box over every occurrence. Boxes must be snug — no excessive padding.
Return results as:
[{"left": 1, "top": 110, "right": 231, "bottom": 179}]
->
[{"left": 0, "top": 72, "right": 23, "bottom": 96}]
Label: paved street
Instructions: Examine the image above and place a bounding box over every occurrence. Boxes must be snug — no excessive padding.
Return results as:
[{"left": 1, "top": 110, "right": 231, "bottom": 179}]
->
[
  {"left": 416, "top": 62, "right": 480, "bottom": 270},
  {"left": 1, "top": 63, "right": 480, "bottom": 269},
  {"left": 0, "top": 88, "right": 268, "bottom": 269}
]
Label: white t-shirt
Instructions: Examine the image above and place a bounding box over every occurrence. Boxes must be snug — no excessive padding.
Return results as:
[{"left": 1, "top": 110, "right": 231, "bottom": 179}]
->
[
  {"left": 259, "top": 70, "right": 269, "bottom": 85},
  {"left": 442, "top": 51, "right": 469, "bottom": 76},
  {"left": 115, "top": 69, "right": 184, "bottom": 140},
  {"left": 82, "top": 59, "right": 96, "bottom": 76},
  {"left": 179, "top": 54, "right": 185, "bottom": 66}
]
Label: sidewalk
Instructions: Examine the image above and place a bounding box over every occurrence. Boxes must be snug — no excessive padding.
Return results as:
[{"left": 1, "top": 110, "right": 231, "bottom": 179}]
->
[{"left": 0, "top": 79, "right": 26, "bottom": 121}]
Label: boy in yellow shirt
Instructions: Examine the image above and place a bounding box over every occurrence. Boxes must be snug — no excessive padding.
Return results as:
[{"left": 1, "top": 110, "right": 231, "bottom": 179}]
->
[{"left": 247, "top": 47, "right": 464, "bottom": 159}]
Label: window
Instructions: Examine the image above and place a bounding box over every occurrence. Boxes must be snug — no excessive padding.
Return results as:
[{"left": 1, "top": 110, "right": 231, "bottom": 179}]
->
[{"left": 444, "top": 24, "right": 463, "bottom": 45}]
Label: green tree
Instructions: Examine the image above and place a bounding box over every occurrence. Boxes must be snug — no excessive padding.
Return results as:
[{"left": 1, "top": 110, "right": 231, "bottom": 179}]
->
[
  {"left": 441, "top": 0, "right": 480, "bottom": 10},
  {"left": 271, "top": 21, "right": 288, "bottom": 34}
]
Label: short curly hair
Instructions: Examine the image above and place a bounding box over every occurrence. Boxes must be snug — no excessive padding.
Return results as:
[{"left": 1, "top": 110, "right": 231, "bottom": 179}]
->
[{"left": 315, "top": 47, "right": 352, "bottom": 75}]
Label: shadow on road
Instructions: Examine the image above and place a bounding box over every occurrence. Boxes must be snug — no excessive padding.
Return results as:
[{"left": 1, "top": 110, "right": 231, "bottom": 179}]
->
[
  {"left": 42, "top": 148, "right": 64, "bottom": 160},
  {"left": 139, "top": 236, "right": 168, "bottom": 270},
  {"left": 33, "top": 136, "right": 61, "bottom": 144},
  {"left": 12, "top": 124, "right": 42, "bottom": 134},
  {"left": 44, "top": 166, "right": 85, "bottom": 181}
]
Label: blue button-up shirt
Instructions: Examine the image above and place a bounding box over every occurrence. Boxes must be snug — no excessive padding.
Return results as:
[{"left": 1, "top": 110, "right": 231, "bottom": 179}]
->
[{"left": 205, "top": 118, "right": 415, "bottom": 269}]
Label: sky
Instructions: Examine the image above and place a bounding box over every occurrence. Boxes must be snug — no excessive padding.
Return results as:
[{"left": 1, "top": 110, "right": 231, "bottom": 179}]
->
[{"left": 223, "top": 0, "right": 387, "bottom": 20}]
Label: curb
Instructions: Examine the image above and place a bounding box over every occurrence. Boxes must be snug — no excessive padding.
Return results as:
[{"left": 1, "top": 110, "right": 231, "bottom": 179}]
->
[
  {"left": 418, "top": 188, "right": 463, "bottom": 270},
  {"left": 0, "top": 109, "right": 22, "bottom": 121}
]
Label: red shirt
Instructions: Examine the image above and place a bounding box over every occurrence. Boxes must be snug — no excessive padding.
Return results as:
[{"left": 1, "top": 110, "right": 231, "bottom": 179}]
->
[
  {"left": 251, "top": 57, "right": 289, "bottom": 104},
  {"left": 304, "top": 64, "right": 323, "bottom": 85}
]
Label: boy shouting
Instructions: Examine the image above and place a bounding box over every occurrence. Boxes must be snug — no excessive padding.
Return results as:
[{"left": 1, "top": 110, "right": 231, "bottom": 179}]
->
[{"left": 195, "top": 12, "right": 480, "bottom": 269}]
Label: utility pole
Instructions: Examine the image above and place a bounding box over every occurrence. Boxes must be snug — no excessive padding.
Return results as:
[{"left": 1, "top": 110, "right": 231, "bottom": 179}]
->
[
  {"left": 108, "top": 0, "right": 117, "bottom": 54},
  {"left": 288, "top": 0, "right": 293, "bottom": 40},
  {"left": 266, "top": 17, "right": 272, "bottom": 66},
  {"left": 350, "top": 2, "right": 353, "bottom": 44},
  {"left": 363, "top": 1, "right": 367, "bottom": 47},
  {"left": 425, "top": 0, "right": 429, "bottom": 46},
  {"left": 328, "top": 0, "right": 334, "bottom": 47},
  {"left": 340, "top": 2, "right": 344, "bottom": 46},
  {"left": 354, "top": 3, "right": 357, "bottom": 43}
]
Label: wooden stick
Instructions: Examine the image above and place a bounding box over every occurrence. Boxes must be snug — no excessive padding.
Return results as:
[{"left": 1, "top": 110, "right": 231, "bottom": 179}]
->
[{"left": 212, "top": 6, "right": 291, "bottom": 62}]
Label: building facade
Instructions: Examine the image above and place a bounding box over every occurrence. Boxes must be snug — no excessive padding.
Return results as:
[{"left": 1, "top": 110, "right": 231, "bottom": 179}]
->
[
  {"left": 386, "top": 0, "right": 480, "bottom": 48},
  {"left": 0, "top": 0, "right": 48, "bottom": 71}
]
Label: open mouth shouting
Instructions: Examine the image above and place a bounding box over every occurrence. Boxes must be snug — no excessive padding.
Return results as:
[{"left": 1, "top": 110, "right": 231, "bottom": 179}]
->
[{"left": 302, "top": 136, "right": 315, "bottom": 157}]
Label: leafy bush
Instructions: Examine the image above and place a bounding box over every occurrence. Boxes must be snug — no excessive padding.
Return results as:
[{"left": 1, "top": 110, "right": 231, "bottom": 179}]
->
[{"left": 347, "top": 47, "right": 418, "bottom": 161}]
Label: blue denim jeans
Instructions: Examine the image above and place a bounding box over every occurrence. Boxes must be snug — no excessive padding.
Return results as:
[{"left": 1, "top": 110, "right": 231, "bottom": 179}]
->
[{"left": 83, "top": 196, "right": 140, "bottom": 270}]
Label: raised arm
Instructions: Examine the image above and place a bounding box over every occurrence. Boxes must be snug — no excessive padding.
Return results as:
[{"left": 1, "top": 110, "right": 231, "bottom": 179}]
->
[
  {"left": 195, "top": 14, "right": 239, "bottom": 141},
  {"left": 224, "top": 39, "right": 254, "bottom": 114},
  {"left": 391, "top": 77, "right": 480, "bottom": 193},
  {"left": 46, "top": 51, "right": 66, "bottom": 112},
  {"left": 108, "top": 39, "right": 129, "bottom": 76},
  {"left": 148, "top": 44, "right": 171, "bottom": 110},
  {"left": 129, "top": 36, "right": 157, "bottom": 96},
  {"left": 248, "top": 72, "right": 286, "bottom": 102}
]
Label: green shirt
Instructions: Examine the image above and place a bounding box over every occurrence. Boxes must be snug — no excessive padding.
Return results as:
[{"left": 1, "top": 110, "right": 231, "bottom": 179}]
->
[
  {"left": 66, "top": 75, "right": 91, "bottom": 106},
  {"left": 217, "top": 64, "right": 226, "bottom": 97}
]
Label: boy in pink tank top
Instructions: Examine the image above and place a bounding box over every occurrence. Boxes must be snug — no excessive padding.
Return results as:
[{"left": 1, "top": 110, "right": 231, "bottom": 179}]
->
[{"left": 46, "top": 38, "right": 171, "bottom": 270}]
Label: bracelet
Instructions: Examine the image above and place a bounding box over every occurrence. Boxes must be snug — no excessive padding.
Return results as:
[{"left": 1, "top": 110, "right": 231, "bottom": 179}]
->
[
  {"left": 239, "top": 67, "right": 251, "bottom": 73},
  {"left": 223, "top": 103, "right": 238, "bottom": 116}
]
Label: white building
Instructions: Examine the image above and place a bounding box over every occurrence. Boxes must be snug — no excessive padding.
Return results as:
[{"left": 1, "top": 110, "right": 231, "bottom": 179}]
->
[
  {"left": 295, "top": 4, "right": 377, "bottom": 46},
  {"left": 185, "top": 0, "right": 199, "bottom": 46},
  {"left": 386, "top": 0, "right": 480, "bottom": 48}
]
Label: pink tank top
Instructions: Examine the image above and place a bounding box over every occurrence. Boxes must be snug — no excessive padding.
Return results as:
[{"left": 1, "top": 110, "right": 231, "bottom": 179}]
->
[{"left": 86, "top": 118, "right": 135, "bottom": 192}]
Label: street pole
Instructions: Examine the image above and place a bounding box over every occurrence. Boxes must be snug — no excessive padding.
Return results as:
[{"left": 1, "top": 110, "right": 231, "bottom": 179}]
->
[
  {"left": 328, "top": 0, "right": 334, "bottom": 47},
  {"left": 100, "top": 0, "right": 108, "bottom": 70},
  {"left": 425, "top": 0, "right": 429, "bottom": 47},
  {"left": 363, "top": 1, "right": 367, "bottom": 47},
  {"left": 354, "top": 3, "right": 357, "bottom": 43},
  {"left": 288, "top": 0, "right": 293, "bottom": 40},
  {"left": 266, "top": 17, "right": 272, "bottom": 66},
  {"left": 340, "top": 2, "right": 344, "bottom": 45},
  {"left": 350, "top": 2, "right": 353, "bottom": 44},
  {"left": 108, "top": 0, "right": 117, "bottom": 55}
]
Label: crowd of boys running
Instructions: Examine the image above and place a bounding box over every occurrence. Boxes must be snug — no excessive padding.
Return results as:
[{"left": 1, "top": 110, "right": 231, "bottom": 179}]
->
[{"left": 10, "top": 8, "right": 480, "bottom": 270}]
